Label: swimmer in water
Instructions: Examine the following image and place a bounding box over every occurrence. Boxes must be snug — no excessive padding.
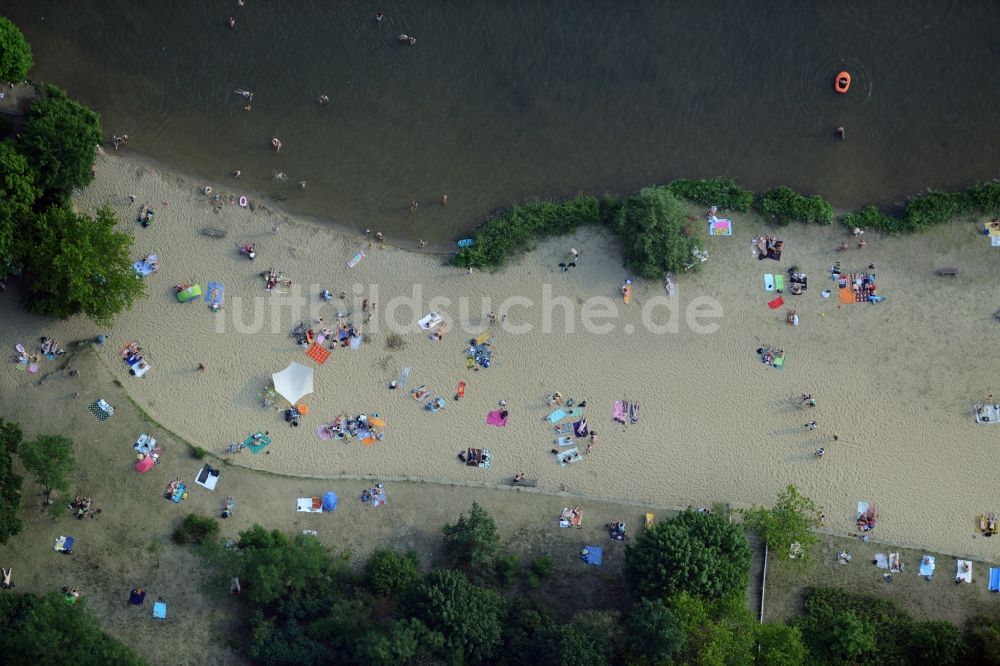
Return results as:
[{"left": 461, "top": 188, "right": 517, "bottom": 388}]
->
[
  {"left": 318, "top": 94, "right": 330, "bottom": 105},
  {"left": 375, "top": 11, "right": 384, "bottom": 22},
  {"left": 228, "top": 17, "right": 236, "bottom": 29}
]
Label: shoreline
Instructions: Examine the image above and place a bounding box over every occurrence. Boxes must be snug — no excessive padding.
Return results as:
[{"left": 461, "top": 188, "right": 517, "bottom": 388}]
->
[{"left": 4, "top": 152, "right": 1000, "bottom": 559}]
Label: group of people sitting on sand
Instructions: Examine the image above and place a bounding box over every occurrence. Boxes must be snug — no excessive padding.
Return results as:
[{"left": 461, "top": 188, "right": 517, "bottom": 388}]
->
[
  {"left": 857, "top": 507, "right": 878, "bottom": 532},
  {"left": 69, "top": 495, "right": 100, "bottom": 520},
  {"left": 40, "top": 336, "right": 65, "bottom": 356},
  {"left": 262, "top": 268, "right": 291, "bottom": 291},
  {"left": 980, "top": 513, "right": 997, "bottom": 537},
  {"left": 757, "top": 346, "right": 784, "bottom": 367},
  {"left": 119, "top": 341, "right": 149, "bottom": 374}
]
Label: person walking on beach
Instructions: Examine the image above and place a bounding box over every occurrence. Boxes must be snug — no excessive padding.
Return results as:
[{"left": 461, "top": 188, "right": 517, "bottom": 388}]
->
[
  {"left": 804, "top": 421, "right": 817, "bottom": 431},
  {"left": 815, "top": 447, "right": 825, "bottom": 458}
]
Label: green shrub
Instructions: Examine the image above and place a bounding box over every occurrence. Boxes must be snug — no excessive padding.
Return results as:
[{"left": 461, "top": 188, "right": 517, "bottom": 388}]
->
[
  {"left": 364, "top": 549, "right": 419, "bottom": 597},
  {"left": 755, "top": 186, "right": 834, "bottom": 225},
  {"left": 610, "top": 186, "right": 700, "bottom": 279},
  {"left": 454, "top": 196, "right": 599, "bottom": 268},
  {"left": 441, "top": 501, "right": 500, "bottom": 569},
  {"left": 665, "top": 178, "right": 753, "bottom": 211},
  {"left": 494, "top": 553, "right": 519, "bottom": 587},
  {"left": 840, "top": 205, "right": 903, "bottom": 234},
  {"left": 191, "top": 446, "right": 207, "bottom": 460},
  {"left": 903, "top": 191, "right": 973, "bottom": 230},
  {"left": 173, "top": 513, "right": 219, "bottom": 545},
  {"left": 529, "top": 554, "right": 554, "bottom": 579},
  {"left": 968, "top": 182, "right": 1000, "bottom": 215}
]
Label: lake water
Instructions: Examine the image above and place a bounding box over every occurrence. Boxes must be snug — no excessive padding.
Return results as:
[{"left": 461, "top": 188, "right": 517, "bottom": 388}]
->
[{"left": 7, "top": 0, "right": 1000, "bottom": 243}]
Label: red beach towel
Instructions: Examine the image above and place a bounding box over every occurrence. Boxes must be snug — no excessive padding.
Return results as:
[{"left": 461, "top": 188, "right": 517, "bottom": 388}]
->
[
  {"left": 767, "top": 296, "right": 784, "bottom": 309},
  {"left": 306, "top": 343, "right": 330, "bottom": 365}
]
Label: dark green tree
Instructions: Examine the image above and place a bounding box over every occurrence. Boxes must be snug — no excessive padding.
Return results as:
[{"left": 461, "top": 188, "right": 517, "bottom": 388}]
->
[
  {"left": 829, "top": 611, "right": 872, "bottom": 661},
  {"left": 402, "top": 568, "right": 505, "bottom": 664},
  {"left": 355, "top": 618, "right": 446, "bottom": 666},
  {"left": 23, "top": 204, "right": 145, "bottom": 324},
  {"left": 610, "top": 186, "right": 700, "bottom": 279},
  {"left": 757, "top": 623, "right": 807, "bottom": 666},
  {"left": 529, "top": 623, "right": 606, "bottom": 666},
  {"left": 441, "top": 501, "right": 500, "bottom": 569},
  {"left": 571, "top": 609, "right": 623, "bottom": 664},
  {"left": 236, "top": 525, "right": 332, "bottom": 605},
  {"left": 0, "top": 418, "right": 24, "bottom": 544},
  {"left": 668, "top": 592, "right": 759, "bottom": 665},
  {"left": 0, "top": 592, "right": 144, "bottom": 664},
  {"left": 364, "top": 548, "right": 419, "bottom": 597},
  {"left": 0, "top": 17, "right": 32, "bottom": 83},
  {"left": 625, "top": 598, "right": 685, "bottom": 664},
  {"left": 18, "top": 84, "right": 102, "bottom": 198},
  {"left": 18, "top": 434, "right": 74, "bottom": 503},
  {"left": 907, "top": 620, "right": 966, "bottom": 666},
  {"left": 624, "top": 509, "right": 751, "bottom": 600},
  {"left": 964, "top": 616, "right": 1000, "bottom": 666},
  {"left": 0, "top": 140, "right": 39, "bottom": 264},
  {"left": 740, "top": 484, "right": 823, "bottom": 560}
]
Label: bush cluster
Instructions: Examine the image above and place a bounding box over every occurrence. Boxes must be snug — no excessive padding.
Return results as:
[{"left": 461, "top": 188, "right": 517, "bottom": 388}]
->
[
  {"left": 755, "top": 186, "right": 834, "bottom": 226},
  {"left": 665, "top": 177, "right": 753, "bottom": 211},
  {"left": 172, "top": 513, "right": 219, "bottom": 545}
]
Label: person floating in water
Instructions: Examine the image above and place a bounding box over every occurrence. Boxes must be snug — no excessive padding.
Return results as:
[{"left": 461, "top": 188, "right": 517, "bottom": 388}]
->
[
  {"left": 272, "top": 138, "right": 282, "bottom": 151},
  {"left": 399, "top": 34, "right": 416, "bottom": 46},
  {"left": 375, "top": 11, "right": 384, "bottom": 22},
  {"left": 318, "top": 94, "right": 330, "bottom": 106},
  {"left": 228, "top": 17, "right": 236, "bottom": 29}
]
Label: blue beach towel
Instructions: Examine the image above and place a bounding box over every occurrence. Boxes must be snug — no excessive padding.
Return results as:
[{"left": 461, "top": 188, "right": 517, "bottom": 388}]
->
[
  {"left": 581, "top": 546, "right": 603, "bottom": 566},
  {"left": 989, "top": 568, "right": 1000, "bottom": 592},
  {"left": 546, "top": 409, "right": 568, "bottom": 423},
  {"left": 206, "top": 281, "right": 224, "bottom": 307},
  {"left": 919, "top": 555, "right": 935, "bottom": 578},
  {"left": 764, "top": 274, "right": 775, "bottom": 291},
  {"left": 153, "top": 601, "right": 167, "bottom": 619},
  {"left": 133, "top": 259, "right": 156, "bottom": 276}
]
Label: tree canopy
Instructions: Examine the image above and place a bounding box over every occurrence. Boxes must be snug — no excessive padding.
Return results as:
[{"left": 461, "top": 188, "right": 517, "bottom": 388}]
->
[
  {"left": 740, "top": 484, "right": 823, "bottom": 560},
  {"left": 0, "top": 592, "right": 144, "bottom": 664},
  {"left": 18, "top": 434, "right": 74, "bottom": 503},
  {"left": 0, "top": 140, "right": 39, "bottom": 264},
  {"left": 23, "top": 204, "right": 144, "bottom": 324},
  {"left": 0, "top": 418, "right": 24, "bottom": 544},
  {"left": 624, "top": 508, "right": 751, "bottom": 600},
  {"left": 18, "top": 84, "right": 102, "bottom": 198},
  {"left": 235, "top": 525, "right": 333, "bottom": 606},
  {"left": 625, "top": 598, "right": 685, "bottom": 663},
  {"left": 610, "top": 186, "right": 700, "bottom": 279},
  {"left": 441, "top": 501, "right": 500, "bottom": 569},
  {"left": 668, "top": 592, "right": 759, "bottom": 666},
  {"left": 402, "top": 568, "right": 505, "bottom": 664},
  {"left": 0, "top": 17, "right": 32, "bottom": 83},
  {"left": 364, "top": 548, "right": 419, "bottom": 597}
]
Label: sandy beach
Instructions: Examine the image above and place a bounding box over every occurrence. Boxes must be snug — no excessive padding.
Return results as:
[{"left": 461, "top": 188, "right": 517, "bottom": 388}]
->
[{"left": 3, "top": 153, "right": 1000, "bottom": 559}]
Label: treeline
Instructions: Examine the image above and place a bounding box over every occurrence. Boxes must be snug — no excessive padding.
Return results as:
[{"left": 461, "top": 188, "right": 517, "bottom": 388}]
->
[
  {"left": 454, "top": 176, "right": 1000, "bottom": 273},
  {"left": 0, "top": 17, "right": 143, "bottom": 324}
]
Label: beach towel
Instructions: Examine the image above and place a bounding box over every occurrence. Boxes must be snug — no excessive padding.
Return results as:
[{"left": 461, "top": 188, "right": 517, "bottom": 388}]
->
[
  {"left": 474, "top": 331, "right": 492, "bottom": 345},
  {"left": 990, "top": 568, "right": 1000, "bottom": 592},
  {"left": 368, "top": 416, "right": 386, "bottom": 428},
  {"left": 546, "top": 408, "right": 568, "bottom": 423},
  {"left": 347, "top": 251, "right": 365, "bottom": 268},
  {"left": 956, "top": 560, "right": 973, "bottom": 583},
  {"left": 771, "top": 354, "right": 785, "bottom": 369},
  {"left": 581, "top": 546, "right": 603, "bottom": 566},
  {"left": 708, "top": 218, "right": 732, "bottom": 236},
  {"left": 486, "top": 410, "right": 508, "bottom": 427},
  {"left": 53, "top": 535, "right": 74, "bottom": 553},
  {"left": 398, "top": 366, "right": 410, "bottom": 388},
  {"left": 554, "top": 407, "right": 584, "bottom": 424},
  {"left": 622, "top": 285, "right": 632, "bottom": 304},
  {"left": 764, "top": 274, "right": 775, "bottom": 291},
  {"left": 153, "top": 601, "right": 167, "bottom": 620},
  {"left": 556, "top": 436, "right": 574, "bottom": 447},
  {"left": 975, "top": 404, "right": 1000, "bottom": 424},
  {"left": 135, "top": 457, "right": 155, "bottom": 473},
  {"left": 89, "top": 400, "right": 112, "bottom": 422},
  {"left": 767, "top": 296, "right": 784, "bottom": 309},
  {"left": 418, "top": 312, "right": 443, "bottom": 330},
  {"left": 613, "top": 400, "right": 627, "bottom": 423},
  {"left": 296, "top": 497, "right": 323, "bottom": 513},
  {"left": 558, "top": 448, "right": 583, "bottom": 466},
  {"left": 856, "top": 501, "right": 869, "bottom": 518},
  {"left": 129, "top": 589, "right": 146, "bottom": 606},
  {"left": 573, "top": 419, "right": 589, "bottom": 437},
  {"left": 316, "top": 425, "right": 335, "bottom": 440},
  {"left": 306, "top": 343, "right": 330, "bottom": 365},
  {"left": 457, "top": 238, "right": 475, "bottom": 248},
  {"left": 839, "top": 285, "right": 855, "bottom": 305},
  {"left": 171, "top": 482, "right": 186, "bottom": 503},
  {"left": 205, "top": 281, "right": 224, "bottom": 308},
  {"left": 456, "top": 381, "right": 466, "bottom": 399},
  {"left": 629, "top": 402, "right": 640, "bottom": 424},
  {"left": 919, "top": 555, "right": 935, "bottom": 577},
  {"left": 993, "top": 236, "right": 1000, "bottom": 247},
  {"left": 350, "top": 336, "right": 362, "bottom": 351},
  {"left": 244, "top": 432, "right": 271, "bottom": 454},
  {"left": 133, "top": 257, "right": 157, "bottom": 276},
  {"left": 875, "top": 553, "right": 889, "bottom": 569},
  {"left": 889, "top": 553, "right": 902, "bottom": 573},
  {"left": 774, "top": 275, "right": 784, "bottom": 292},
  {"left": 195, "top": 464, "right": 220, "bottom": 491}
]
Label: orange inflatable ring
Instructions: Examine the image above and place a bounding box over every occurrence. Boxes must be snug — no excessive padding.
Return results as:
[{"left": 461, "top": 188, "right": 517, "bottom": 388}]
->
[{"left": 835, "top": 71, "right": 851, "bottom": 94}]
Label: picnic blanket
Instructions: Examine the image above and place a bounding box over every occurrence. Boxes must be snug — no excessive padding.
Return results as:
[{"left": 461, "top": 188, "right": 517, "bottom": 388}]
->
[
  {"left": 889, "top": 553, "right": 902, "bottom": 573},
  {"left": 135, "top": 433, "right": 157, "bottom": 454},
  {"left": 767, "top": 296, "right": 784, "bottom": 309},
  {"left": 559, "top": 507, "right": 583, "bottom": 528},
  {"left": 708, "top": 218, "right": 732, "bottom": 236},
  {"left": 956, "top": 560, "right": 973, "bottom": 583},
  {"left": 919, "top": 555, "right": 935, "bottom": 577},
  {"left": 839, "top": 285, "right": 855, "bottom": 304},
  {"left": 581, "top": 546, "right": 603, "bottom": 565},
  {"left": 89, "top": 399, "right": 114, "bottom": 421},
  {"left": 53, "top": 535, "right": 74, "bottom": 552},
  {"left": 195, "top": 464, "right": 220, "bottom": 491},
  {"left": 205, "top": 281, "right": 224, "bottom": 308},
  {"left": 133, "top": 255, "right": 158, "bottom": 276},
  {"left": 613, "top": 400, "right": 627, "bottom": 423},
  {"left": 486, "top": 410, "right": 508, "bottom": 427},
  {"left": 347, "top": 251, "right": 365, "bottom": 268},
  {"left": 975, "top": 404, "right": 1000, "bottom": 424},
  {"left": 306, "top": 343, "right": 330, "bottom": 365},
  {"left": 296, "top": 497, "right": 323, "bottom": 513},
  {"left": 244, "top": 432, "right": 271, "bottom": 454}
]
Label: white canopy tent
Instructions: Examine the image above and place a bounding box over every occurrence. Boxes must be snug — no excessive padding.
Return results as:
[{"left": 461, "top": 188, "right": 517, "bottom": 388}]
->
[{"left": 272, "top": 362, "right": 314, "bottom": 405}]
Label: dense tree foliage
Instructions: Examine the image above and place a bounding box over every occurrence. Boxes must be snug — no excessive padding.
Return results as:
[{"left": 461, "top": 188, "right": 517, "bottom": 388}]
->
[
  {"left": 0, "top": 592, "right": 144, "bottom": 664},
  {"left": 23, "top": 204, "right": 144, "bottom": 324},
  {"left": 401, "top": 568, "right": 505, "bottom": 664},
  {"left": 666, "top": 177, "right": 754, "bottom": 211},
  {"left": 234, "top": 526, "right": 333, "bottom": 606},
  {"left": 625, "top": 508, "right": 751, "bottom": 600},
  {"left": 364, "top": 548, "right": 419, "bottom": 597},
  {"left": 18, "top": 433, "right": 74, "bottom": 503},
  {"left": 0, "top": 418, "right": 24, "bottom": 544},
  {"left": 757, "top": 622, "right": 807, "bottom": 666},
  {"left": 964, "top": 616, "right": 1000, "bottom": 665},
  {"left": 0, "top": 17, "right": 32, "bottom": 83},
  {"left": 755, "top": 185, "right": 834, "bottom": 225},
  {"left": 441, "top": 501, "right": 500, "bottom": 569},
  {"left": 668, "top": 592, "right": 759, "bottom": 665},
  {"left": 741, "top": 484, "right": 823, "bottom": 560},
  {"left": 610, "top": 186, "right": 700, "bottom": 279},
  {"left": 0, "top": 140, "right": 38, "bottom": 264},
  {"left": 18, "top": 84, "right": 102, "bottom": 198},
  {"left": 625, "top": 598, "right": 685, "bottom": 663}
]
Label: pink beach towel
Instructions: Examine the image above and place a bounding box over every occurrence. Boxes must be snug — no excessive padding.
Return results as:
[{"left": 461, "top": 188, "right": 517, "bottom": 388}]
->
[
  {"left": 486, "top": 410, "right": 508, "bottom": 427},
  {"left": 613, "top": 400, "right": 627, "bottom": 423},
  {"left": 316, "top": 425, "right": 334, "bottom": 440}
]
